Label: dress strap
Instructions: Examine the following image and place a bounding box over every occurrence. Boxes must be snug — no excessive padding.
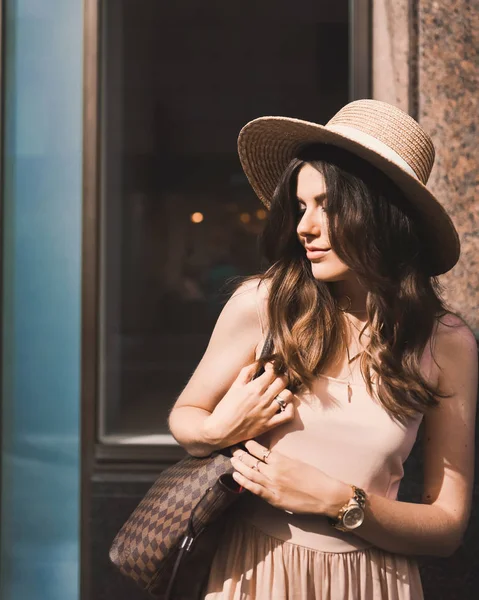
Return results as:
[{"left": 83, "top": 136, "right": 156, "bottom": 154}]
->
[
  {"left": 255, "top": 279, "right": 271, "bottom": 335},
  {"left": 254, "top": 279, "right": 270, "bottom": 359}
]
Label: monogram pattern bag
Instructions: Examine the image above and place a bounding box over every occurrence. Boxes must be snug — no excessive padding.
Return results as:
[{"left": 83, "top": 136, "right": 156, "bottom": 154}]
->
[{"left": 109, "top": 333, "right": 273, "bottom": 599}]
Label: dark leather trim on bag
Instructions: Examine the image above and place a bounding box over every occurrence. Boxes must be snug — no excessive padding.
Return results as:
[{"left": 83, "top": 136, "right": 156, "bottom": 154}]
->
[{"left": 109, "top": 333, "right": 274, "bottom": 599}]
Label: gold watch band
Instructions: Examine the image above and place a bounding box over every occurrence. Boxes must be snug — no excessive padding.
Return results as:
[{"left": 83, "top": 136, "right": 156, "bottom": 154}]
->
[
  {"left": 328, "top": 484, "right": 367, "bottom": 529},
  {"left": 351, "top": 485, "right": 366, "bottom": 508}
]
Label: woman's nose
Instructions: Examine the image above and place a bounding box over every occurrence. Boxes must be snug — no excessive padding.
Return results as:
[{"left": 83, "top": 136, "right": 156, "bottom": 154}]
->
[{"left": 297, "top": 209, "right": 323, "bottom": 238}]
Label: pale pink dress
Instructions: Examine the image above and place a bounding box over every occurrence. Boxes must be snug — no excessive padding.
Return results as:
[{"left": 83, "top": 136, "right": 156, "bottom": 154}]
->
[{"left": 203, "top": 346, "right": 433, "bottom": 599}]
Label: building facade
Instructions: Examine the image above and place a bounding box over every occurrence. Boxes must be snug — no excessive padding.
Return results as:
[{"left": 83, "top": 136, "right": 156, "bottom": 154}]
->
[{"left": 0, "top": 1, "right": 477, "bottom": 599}]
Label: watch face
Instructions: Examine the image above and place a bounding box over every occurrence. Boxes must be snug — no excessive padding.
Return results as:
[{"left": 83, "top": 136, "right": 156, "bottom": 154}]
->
[{"left": 343, "top": 506, "right": 364, "bottom": 529}]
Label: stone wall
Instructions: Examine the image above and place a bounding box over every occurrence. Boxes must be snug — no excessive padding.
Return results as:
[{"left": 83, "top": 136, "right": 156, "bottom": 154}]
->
[
  {"left": 418, "top": 0, "right": 478, "bottom": 332},
  {"left": 373, "top": 3, "right": 478, "bottom": 598},
  {"left": 373, "top": 0, "right": 479, "bottom": 333}
]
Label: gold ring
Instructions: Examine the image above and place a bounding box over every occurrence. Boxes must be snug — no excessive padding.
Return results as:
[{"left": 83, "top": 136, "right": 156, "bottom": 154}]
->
[
  {"left": 254, "top": 460, "right": 262, "bottom": 471},
  {"left": 263, "top": 449, "right": 272, "bottom": 461}
]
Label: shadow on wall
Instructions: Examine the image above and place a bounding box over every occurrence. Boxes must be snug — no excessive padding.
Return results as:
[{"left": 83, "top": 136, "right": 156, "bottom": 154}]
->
[{"left": 399, "top": 365, "right": 479, "bottom": 599}]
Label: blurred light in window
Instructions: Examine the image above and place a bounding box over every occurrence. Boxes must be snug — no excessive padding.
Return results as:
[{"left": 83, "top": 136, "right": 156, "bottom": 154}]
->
[
  {"left": 239, "top": 212, "right": 251, "bottom": 223},
  {"left": 256, "top": 209, "right": 267, "bottom": 220},
  {"left": 191, "top": 212, "right": 204, "bottom": 223}
]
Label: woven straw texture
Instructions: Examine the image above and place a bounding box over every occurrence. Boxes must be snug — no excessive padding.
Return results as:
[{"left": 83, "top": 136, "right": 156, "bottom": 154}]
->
[
  {"left": 237, "top": 99, "right": 460, "bottom": 275},
  {"left": 327, "top": 100, "right": 435, "bottom": 184}
]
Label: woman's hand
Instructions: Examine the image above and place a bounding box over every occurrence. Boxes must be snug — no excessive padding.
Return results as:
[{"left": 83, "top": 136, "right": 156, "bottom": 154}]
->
[
  {"left": 202, "top": 362, "right": 295, "bottom": 449},
  {"left": 230, "top": 439, "right": 347, "bottom": 517}
]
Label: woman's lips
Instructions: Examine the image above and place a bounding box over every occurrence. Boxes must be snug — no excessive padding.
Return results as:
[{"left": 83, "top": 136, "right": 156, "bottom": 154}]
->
[{"left": 306, "top": 248, "right": 331, "bottom": 260}]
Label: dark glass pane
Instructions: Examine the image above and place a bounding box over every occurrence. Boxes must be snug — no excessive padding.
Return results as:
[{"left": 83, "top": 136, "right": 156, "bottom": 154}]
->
[{"left": 99, "top": 0, "right": 349, "bottom": 444}]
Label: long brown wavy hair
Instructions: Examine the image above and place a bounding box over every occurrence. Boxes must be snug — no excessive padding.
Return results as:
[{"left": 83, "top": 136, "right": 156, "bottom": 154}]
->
[{"left": 245, "top": 143, "right": 450, "bottom": 423}]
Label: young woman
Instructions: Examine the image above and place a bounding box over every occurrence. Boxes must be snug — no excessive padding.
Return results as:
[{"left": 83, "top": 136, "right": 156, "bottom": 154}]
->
[{"left": 168, "top": 100, "right": 478, "bottom": 599}]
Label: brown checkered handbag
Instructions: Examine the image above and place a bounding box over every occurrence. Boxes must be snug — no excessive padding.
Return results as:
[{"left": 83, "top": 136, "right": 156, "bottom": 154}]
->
[{"left": 109, "top": 333, "right": 273, "bottom": 599}]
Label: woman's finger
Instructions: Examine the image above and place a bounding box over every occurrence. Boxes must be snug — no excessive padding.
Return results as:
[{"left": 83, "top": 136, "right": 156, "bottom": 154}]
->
[
  {"left": 243, "top": 439, "right": 275, "bottom": 461},
  {"left": 231, "top": 448, "right": 273, "bottom": 476},
  {"left": 262, "top": 375, "right": 289, "bottom": 404},
  {"left": 266, "top": 388, "right": 294, "bottom": 416},
  {"left": 251, "top": 362, "right": 279, "bottom": 392},
  {"left": 231, "top": 471, "right": 269, "bottom": 499},
  {"left": 231, "top": 454, "right": 270, "bottom": 484},
  {"left": 235, "top": 362, "right": 262, "bottom": 385},
  {"left": 267, "top": 399, "right": 295, "bottom": 427}
]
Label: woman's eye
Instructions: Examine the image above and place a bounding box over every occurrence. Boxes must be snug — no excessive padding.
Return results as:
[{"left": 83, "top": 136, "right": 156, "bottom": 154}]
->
[{"left": 296, "top": 202, "right": 327, "bottom": 220}]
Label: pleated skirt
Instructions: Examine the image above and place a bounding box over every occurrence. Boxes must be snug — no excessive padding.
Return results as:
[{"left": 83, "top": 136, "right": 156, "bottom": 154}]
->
[{"left": 204, "top": 517, "right": 424, "bottom": 600}]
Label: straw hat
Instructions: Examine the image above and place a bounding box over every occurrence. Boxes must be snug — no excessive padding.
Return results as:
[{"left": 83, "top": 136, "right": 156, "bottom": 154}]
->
[{"left": 237, "top": 99, "right": 460, "bottom": 275}]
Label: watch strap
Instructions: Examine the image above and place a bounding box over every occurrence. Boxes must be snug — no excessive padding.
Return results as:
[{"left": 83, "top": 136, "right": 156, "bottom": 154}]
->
[
  {"left": 328, "top": 484, "right": 367, "bottom": 530},
  {"left": 352, "top": 485, "right": 366, "bottom": 509}
]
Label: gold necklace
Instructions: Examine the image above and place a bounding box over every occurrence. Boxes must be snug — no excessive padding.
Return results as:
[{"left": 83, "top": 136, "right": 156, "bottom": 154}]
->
[
  {"left": 345, "top": 345, "right": 362, "bottom": 403},
  {"left": 337, "top": 295, "right": 367, "bottom": 314},
  {"left": 346, "top": 316, "right": 370, "bottom": 340},
  {"left": 343, "top": 315, "right": 370, "bottom": 402},
  {"left": 326, "top": 311, "right": 368, "bottom": 402}
]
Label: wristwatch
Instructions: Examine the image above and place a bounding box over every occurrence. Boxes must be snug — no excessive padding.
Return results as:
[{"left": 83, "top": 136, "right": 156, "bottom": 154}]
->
[{"left": 328, "top": 485, "right": 367, "bottom": 532}]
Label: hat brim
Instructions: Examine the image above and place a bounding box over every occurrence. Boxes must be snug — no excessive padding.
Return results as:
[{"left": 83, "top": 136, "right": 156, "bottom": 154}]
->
[{"left": 238, "top": 116, "right": 460, "bottom": 275}]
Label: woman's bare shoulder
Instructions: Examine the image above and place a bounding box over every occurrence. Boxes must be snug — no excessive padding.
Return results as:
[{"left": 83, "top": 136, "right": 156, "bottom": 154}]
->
[
  {"left": 434, "top": 312, "right": 477, "bottom": 350},
  {"left": 170, "top": 279, "right": 269, "bottom": 413},
  {"left": 230, "top": 276, "right": 269, "bottom": 303},
  {"left": 229, "top": 277, "right": 269, "bottom": 324},
  {"left": 433, "top": 312, "right": 477, "bottom": 382}
]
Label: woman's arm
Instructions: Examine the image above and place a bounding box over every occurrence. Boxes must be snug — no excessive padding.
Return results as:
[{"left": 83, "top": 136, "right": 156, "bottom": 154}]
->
[
  {"left": 326, "top": 315, "right": 478, "bottom": 557},
  {"left": 168, "top": 278, "right": 294, "bottom": 457},
  {"left": 168, "top": 279, "right": 262, "bottom": 456}
]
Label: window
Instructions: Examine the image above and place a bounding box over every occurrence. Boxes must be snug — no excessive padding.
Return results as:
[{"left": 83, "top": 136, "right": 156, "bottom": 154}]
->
[{"left": 96, "top": 0, "right": 353, "bottom": 445}]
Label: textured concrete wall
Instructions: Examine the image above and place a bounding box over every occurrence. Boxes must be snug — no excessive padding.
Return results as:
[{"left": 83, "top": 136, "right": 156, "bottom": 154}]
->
[
  {"left": 417, "top": 0, "right": 478, "bottom": 333},
  {"left": 373, "top": 0, "right": 479, "bottom": 333},
  {"left": 373, "top": 2, "right": 479, "bottom": 598}
]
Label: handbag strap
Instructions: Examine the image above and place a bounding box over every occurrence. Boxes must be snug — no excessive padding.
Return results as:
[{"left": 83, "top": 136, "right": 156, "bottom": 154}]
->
[
  {"left": 260, "top": 331, "right": 274, "bottom": 358},
  {"left": 252, "top": 331, "right": 273, "bottom": 380}
]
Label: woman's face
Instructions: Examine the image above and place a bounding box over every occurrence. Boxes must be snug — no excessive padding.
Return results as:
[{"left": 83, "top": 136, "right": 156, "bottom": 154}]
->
[{"left": 296, "top": 163, "right": 351, "bottom": 282}]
